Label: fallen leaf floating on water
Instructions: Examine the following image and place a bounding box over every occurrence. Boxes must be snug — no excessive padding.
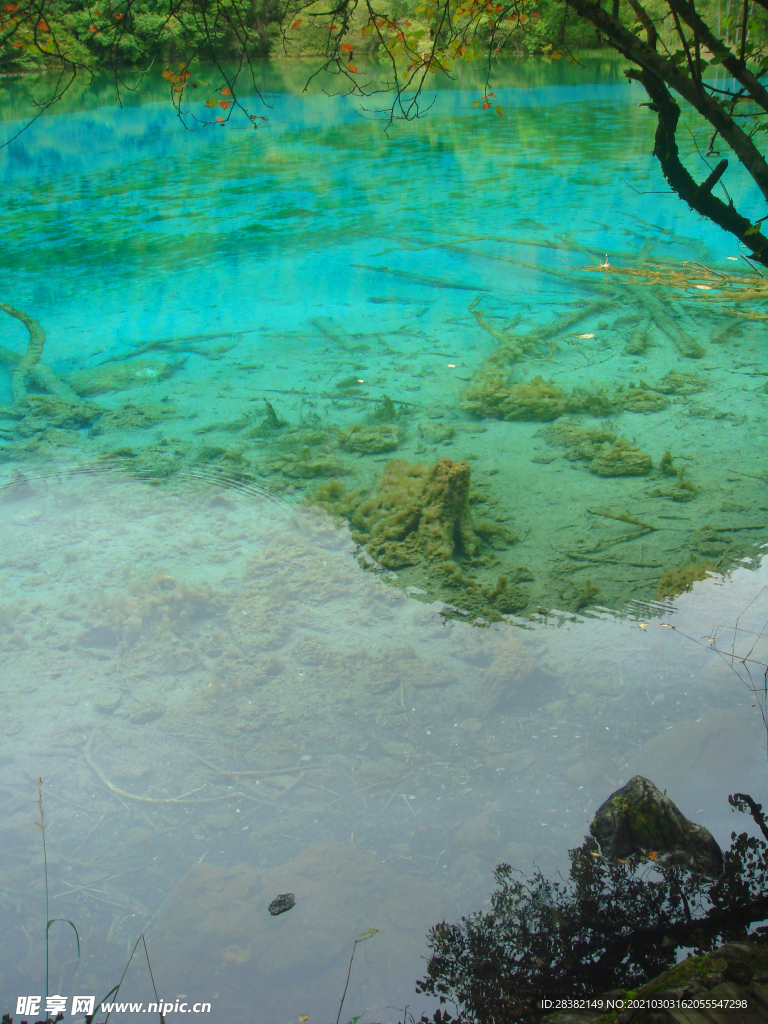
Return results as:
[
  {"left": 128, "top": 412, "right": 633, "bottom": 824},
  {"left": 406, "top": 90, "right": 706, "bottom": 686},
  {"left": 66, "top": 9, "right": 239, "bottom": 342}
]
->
[
  {"left": 300, "top": 1018, "right": 309, "bottom": 1022},
  {"left": 215, "top": 115, "right": 225, "bottom": 122},
  {"left": 340, "top": 42, "right": 353, "bottom": 52},
  {"left": 204, "top": 96, "right": 217, "bottom": 108},
  {"left": 218, "top": 100, "right": 231, "bottom": 109},
  {"left": 348, "top": 63, "right": 358, "bottom": 73},
  {"left": 576, "top": 333, "right": 595, "bottom": 338},
  {"left": 221, "top": 86, "right": 232, "bottom": 95},
  {"left": 291, "top": 18, "right": 301, "bottom": 26}
]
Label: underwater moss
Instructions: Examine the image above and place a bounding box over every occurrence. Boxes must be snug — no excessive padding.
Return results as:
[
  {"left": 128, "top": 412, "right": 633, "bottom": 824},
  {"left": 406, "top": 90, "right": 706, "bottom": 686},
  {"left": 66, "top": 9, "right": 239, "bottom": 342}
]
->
[
  {"left": 280, "top": 449, "right": 348, "bottom": 479},
  {"left": 540, "top": 420, "right": 618, "bottom": 463},
  {"left": 619, "top": 386, "right": 669, "bottom": 414},
  {"left": 656, "top": 370, "right": 707, "bottom": 395},
  {"left": 623, "top": 317, "right": 652, "bottom": 356},
  {"left": 67, "top": 357, "right": 183, "bottom": 396},
  {"left": 462, "top": 374, "right": 582, "bottom": 422},
  {"left": 419, "top": 420, "right": 456, "bottom": 444},
  {"left": 656, "top": 560, "right": 715, "bottom": 600},
  {"left": 354, "top": 458, "right": 481, "bottom": 570},
  {"left": 17, "top": 395, "right": 102, "bottom": 435},
  {"left": 487, "top": 573, "right": 528, "bottom": 614},
  {"left": 370, "top": 395, "right": 398, "bottom": 423},
  {"left": 339, "top": 423, "right": 402, "bottom": 454},
  {"left": 88, "top": 403, "right": 175, "bottom": 436},
  {"left": 335, "top": 375, "right": 366, "bottom": 392},
  {"left": 589, "top": 439, "right": 653, "bottom": 477},
  {"left": 659, "top": 450, "right": 676, "bottom": 476}
]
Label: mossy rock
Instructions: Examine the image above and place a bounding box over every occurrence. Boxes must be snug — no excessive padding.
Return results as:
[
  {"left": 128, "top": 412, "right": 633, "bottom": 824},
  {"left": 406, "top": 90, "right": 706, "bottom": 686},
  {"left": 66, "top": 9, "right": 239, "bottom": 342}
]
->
[
  {"left": 16, "top": 395, "right": 102, "bottom": 435},
  {"left": 540, "top": 420, "right": 617, "bottom": 463},
  {"left": 68, "top": 357, "right": 183, "bottom": 397},
  {"left": 88, "top": 403, "right": 175, "bottom": 437},
  {"left": 339, "top": 423, "right": 402, "bottom": 454},
  {"left": 355, "top": 458, "right": 481, "bottom": 570},
  {"left": 693, "top": 525, "right": 733, "bottom": 559},
  {"left": 656, "top": 559, "right": 715, "bottom": 600},
  {"left": 487, "top": 573, "right": 529, "bottom": 614},
  {"left": 589, "top": 439, "right": 652, "bottom": 477},
  {"left": 656, "top": 369, "right": 707, "bottom": 395},
  {"left": 618, "top": 386, "right": 669, "bottom": 414},
  {"left": 419, "top": 421, "right": 456, "bottom": 444},
  {"left": 590, "top": 775, "right": 723, "bottom": 877},
  {"left": 281, "top": 452, "right": 348, "bottom": 479},
  {"left": 462, "top": 374, "right": 582, "bottom": 421}
]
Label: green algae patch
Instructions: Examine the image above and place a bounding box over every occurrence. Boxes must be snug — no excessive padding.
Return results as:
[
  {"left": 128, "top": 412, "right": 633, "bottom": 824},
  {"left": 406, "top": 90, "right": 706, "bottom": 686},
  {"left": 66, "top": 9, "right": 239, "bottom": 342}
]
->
[
  {"left": 540, "top": 422, "right": 652, "bottom": 476},
  {"left": 307, "top": 457, "right": 528, "bottom": 618},
  {"left": 352, "top": 457, "right": 480, "bottom": 570},
  {"left": 540, "top": 420, "right": 618, "bottom": 462},
  {"left": 589, "top": 439, "right": 653, "bottom": 477},
  {"left": 656, "top": 369, "right": 708, "bottom": 395},
  {"left": 656, "top": 559, "right": 715, "bottom": 600},
  {"left": 617, "top": 385, "right": 669, "bottom": 414},
  {"left": 462, "top": 374, "right": 583, "bottom": 421},
  {"left": 68, "top": 357, "right": 184, "bottom": 396},
  {"left": 339, "top": 423, "right": 402, "bottom": 454},
  {"left": 15, "top": 395, "right": 102, "bottom": 435}
]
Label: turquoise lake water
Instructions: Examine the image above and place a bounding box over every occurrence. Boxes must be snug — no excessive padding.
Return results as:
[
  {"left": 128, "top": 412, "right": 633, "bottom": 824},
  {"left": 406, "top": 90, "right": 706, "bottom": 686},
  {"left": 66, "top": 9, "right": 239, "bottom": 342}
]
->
[{"left": 0, "top": 59, "right": 767, "bottom": 1022}]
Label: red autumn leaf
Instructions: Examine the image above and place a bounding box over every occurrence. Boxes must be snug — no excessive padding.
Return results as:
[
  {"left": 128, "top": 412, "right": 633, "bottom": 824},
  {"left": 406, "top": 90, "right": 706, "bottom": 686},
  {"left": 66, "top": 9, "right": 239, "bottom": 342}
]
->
[
  {"left": 215, "top": 115, "right": 224, "bottom": 122},
  {"left": 37, "top": 19, "right": 48, "bottom": 30},
  {"left": 532, "top": 9, "right": 540, "bottom": 15},
  {"left": 396, "top": 30, "right": 404, "bottom": 39},
  {"left": 340, "top": 42, "right": 352, "bottom": 52},
  {"left": 88, "top": 24, "right": 97, "bottom": 30},
  {"left": 218, "top": 99, "right": 231, "bottom": 109},
  {"left": 291, "top": 18, "right": 301, "bottom": 26},
  {"left": 12, "top": 38, "right": 22, "bottom": 46},
  {"left": 4, "top": 3, "right": 18, "bottom": 10},
  {"left": 482, "top": 101, "right": 490, "bottom": 109},
  {"left": 348, "top": 62, "right": 358, "bottom": 72},
  {"left": 114, "top": 11, "right": 123, "bottom": 18}
]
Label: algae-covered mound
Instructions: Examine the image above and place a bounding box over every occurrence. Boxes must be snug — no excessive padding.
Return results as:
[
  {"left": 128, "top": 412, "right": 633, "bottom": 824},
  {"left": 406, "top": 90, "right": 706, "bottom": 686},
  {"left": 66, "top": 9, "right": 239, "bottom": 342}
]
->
[
  {"left": 656, "top": 559, "right": 715, "bottom": 600},
  {"left": 540, "top": 420, "right": 617, "bottom": 462},
  {"left": 656, "top": 369, "right": 707, "bottom": 395},
  {"left": 339, "top": 423, "right": 401, "bottom": 454},
  {"left": 351, "top": 458, "right": 481, "bottom": 571},
  {"left": 462, "top": 374, "right": 582, "bottom": 421},
  {"left": 68, "top": 357, "right": 183, "bottom": 397},
  {"left": 618, "top": 385, "right": 669, "bottom": 414},
  {"left": 589, "top": 438, "right": 653, "bottom": 477},
  {"left": 541, "top": 422, "right": 653, "bottom": 476}
]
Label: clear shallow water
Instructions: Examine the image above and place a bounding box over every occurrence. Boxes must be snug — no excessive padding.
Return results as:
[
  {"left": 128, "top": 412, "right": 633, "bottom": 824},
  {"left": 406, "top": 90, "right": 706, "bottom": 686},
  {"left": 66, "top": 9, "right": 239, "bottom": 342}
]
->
[{"left": 0, "top": 59, "right": 767, "bottom": 1022}]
